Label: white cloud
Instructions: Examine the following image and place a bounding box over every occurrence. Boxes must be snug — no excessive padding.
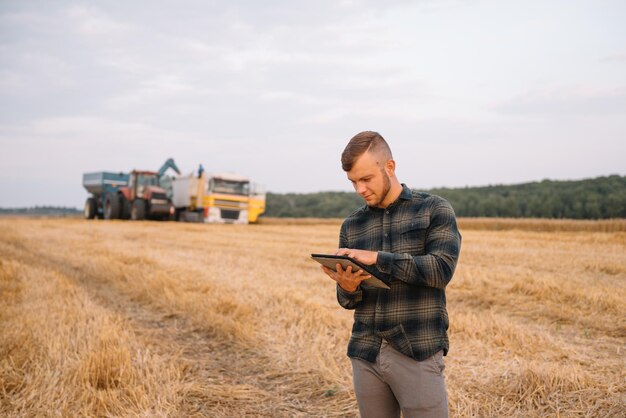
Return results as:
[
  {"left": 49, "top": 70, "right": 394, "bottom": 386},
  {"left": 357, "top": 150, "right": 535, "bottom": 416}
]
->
[
  {"left": 493, "top": 85, "right": 626, "bottom": 116},
  {"left": 601, "top": 52, "right": 626, "bottom": 63},
  {"left": 65, "top": 5, "right": 135, "bottom": 37},
  {"left": 1, "top": 0, "right": 625, "bottom": 206}
]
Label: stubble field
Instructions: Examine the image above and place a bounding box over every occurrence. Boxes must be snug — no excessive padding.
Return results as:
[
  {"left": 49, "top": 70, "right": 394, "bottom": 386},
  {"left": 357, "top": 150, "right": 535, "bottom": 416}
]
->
[{"left": 1, "top": 217, "right": 624, "bottom": 417}]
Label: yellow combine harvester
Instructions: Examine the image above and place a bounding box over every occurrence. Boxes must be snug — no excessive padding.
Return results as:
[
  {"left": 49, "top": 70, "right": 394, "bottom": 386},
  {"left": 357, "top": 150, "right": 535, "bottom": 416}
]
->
[
  {"left": 248, "top": 182, "right": 266, "bottom": 223},
  {"left": 170, "top": 169, "right": 265, "bottom": 224}
]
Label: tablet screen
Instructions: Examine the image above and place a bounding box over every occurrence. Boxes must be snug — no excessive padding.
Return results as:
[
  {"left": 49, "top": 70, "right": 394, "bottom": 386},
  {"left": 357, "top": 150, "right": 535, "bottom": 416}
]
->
[{"left": 311, "top": 254, "right": 390, "bottom": 289}]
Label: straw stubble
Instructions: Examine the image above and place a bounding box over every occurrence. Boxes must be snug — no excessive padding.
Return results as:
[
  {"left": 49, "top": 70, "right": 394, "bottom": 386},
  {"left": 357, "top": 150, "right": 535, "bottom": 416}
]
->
[{"left": 1, "top": 217, "right": 624, "bottom": 417}]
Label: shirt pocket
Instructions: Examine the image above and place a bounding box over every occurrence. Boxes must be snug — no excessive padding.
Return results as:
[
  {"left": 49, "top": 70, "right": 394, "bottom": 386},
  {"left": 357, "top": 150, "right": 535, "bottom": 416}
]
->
[{"left": 396, "top": 215, "right": 430, "bottom": 255}]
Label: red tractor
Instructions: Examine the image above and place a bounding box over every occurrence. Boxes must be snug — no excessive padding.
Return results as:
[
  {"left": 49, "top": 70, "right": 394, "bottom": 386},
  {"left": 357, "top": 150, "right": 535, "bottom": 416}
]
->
[
  {"left": 103, "top": 171, "right": 168, "bottom": 220},
  {"left": 100, "top": 159, "right": 181, "bottom": 221}
]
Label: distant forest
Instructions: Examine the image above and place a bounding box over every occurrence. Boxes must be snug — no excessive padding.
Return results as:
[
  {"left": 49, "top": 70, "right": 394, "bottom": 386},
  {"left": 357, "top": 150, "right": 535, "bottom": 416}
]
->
[
  {"left": 0, "top": 206, "right": 81, "bottom": 216},
  {"left": 2, "top": 175, "right": 624, "bottom": 220},
  {"left": 265, "top": 175, "right": 626, "bottom": 219}
]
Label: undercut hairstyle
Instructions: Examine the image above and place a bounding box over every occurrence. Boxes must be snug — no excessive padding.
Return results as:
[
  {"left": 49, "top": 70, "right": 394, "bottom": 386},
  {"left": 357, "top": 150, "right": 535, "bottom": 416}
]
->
[{"left": 341, "top": 131, "right": 393, "bottom": 172}]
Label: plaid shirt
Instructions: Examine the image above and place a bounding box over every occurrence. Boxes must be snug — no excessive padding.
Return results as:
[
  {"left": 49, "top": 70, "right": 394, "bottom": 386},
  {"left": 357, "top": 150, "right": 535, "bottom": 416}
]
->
[{"left": 337, "top": 184, "right": 461, "bottom": 362}]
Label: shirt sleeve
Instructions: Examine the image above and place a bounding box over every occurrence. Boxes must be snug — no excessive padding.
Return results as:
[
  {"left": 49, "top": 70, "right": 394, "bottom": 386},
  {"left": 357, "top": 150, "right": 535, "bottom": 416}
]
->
[
  {"left": 336, "top": 220, "right": 363, "bottom": 309},
  {"left": 376, "top": 199, "right": 461, "bottom": 289}
]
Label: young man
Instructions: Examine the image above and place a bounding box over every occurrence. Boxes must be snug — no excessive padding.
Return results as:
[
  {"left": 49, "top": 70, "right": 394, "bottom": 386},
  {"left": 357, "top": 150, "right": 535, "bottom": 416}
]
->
[{"left": 321, "top": 131, "right": 461, "bottom": 418}]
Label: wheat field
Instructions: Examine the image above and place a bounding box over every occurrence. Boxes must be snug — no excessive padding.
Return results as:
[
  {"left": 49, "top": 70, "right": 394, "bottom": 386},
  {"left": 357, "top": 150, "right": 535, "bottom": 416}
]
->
[{"left": 1, "top": 217, "right": 624, "bottom": 417}]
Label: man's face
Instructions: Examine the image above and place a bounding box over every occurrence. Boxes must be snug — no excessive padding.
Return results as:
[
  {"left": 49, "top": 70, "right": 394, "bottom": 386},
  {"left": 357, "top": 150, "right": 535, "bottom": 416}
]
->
[{"left": 347, "top": 151, "right": 392, "bottom": 208}]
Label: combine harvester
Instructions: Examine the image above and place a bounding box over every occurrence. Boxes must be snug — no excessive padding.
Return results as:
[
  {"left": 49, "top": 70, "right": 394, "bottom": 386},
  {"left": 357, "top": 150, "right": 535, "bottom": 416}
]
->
[
  {"left": 169, "top": 168, "right": 265, "bottom": 224},
  {"left": 82, "top": 159, "right": 266, "bottom": 224},
  {"left": 82, "top": 159, "right": 180, "bottom": 220}
]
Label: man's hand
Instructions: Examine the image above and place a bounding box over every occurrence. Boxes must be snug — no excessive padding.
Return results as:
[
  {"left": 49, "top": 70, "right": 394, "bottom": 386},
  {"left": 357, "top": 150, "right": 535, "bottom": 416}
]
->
[
  {"left": 321, "top": 264, "right": 371, "bottom": 293},
  {"left": 335, "top": 248, "right": 378, "bottom": 266}
]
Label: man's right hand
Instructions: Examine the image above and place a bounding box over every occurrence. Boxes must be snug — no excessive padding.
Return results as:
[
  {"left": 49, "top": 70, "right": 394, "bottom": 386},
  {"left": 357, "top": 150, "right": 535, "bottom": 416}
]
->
[{"left": 321, "top": 264, "right": 371, "bottom": 292}]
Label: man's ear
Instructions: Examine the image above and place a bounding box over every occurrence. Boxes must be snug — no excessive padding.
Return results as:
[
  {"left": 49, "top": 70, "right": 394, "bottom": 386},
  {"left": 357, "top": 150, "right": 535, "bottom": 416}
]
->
[{"left": 385, "top": 159, "right": 396, "bottom": 177}]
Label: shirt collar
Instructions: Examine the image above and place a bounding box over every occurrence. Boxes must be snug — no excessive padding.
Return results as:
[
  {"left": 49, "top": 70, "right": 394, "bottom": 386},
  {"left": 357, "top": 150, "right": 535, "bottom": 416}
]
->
[
  {"left": 399, "top": 184, "right": 412, "bottom": 201},
  {"left": 365, "top": 183, "right": 412, "bottom": 212},
  {"left": 388, "top": 184, "right": 412, "bottom": 209}
]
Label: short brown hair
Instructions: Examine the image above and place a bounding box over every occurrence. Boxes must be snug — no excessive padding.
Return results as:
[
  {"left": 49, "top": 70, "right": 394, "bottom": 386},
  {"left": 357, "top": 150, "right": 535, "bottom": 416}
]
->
[{"left": 341, "top": 131, "right": 392, "bottom": 171}]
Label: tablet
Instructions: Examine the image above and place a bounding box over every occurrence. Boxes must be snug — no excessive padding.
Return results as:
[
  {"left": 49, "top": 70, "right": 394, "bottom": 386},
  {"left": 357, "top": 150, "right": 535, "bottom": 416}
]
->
[{"left": 311, "top": 253, "right": 390, "bottom": 289}]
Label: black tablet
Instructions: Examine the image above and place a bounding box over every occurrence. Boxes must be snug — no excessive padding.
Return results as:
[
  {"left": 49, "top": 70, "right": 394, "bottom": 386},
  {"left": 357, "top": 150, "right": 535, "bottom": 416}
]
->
[{"left": 311, "top": 253, "right": 390, "bottom": 289}]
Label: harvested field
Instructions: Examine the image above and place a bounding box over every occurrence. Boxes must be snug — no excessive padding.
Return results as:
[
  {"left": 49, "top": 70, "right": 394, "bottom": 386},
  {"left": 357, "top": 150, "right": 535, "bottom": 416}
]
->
[{"left": 1, "top": 217, "right": 624, "bottom": 417}]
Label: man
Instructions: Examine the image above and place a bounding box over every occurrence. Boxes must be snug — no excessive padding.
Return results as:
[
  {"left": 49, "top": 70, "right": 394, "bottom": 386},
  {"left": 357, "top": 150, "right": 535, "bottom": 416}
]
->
[{"left": 321, "top": 131, "right": 461, "bottom": 418}]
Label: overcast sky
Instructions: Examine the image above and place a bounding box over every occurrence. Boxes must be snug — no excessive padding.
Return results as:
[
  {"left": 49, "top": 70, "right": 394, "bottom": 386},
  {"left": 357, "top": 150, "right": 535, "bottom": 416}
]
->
[{"left": 1, "top": 0, "right": 625, "bottom": 207}]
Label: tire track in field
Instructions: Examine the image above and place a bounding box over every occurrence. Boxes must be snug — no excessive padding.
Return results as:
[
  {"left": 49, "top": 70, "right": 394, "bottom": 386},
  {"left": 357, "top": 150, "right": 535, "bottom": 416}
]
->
[{"left": 0, "top": 223, "right": 352, "bottom": 417}]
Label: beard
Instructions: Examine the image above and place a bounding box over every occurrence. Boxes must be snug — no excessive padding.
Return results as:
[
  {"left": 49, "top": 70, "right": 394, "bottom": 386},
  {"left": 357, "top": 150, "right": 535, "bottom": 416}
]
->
[{"left": 367, "top": 169, "right": 392, "bottom": 208}]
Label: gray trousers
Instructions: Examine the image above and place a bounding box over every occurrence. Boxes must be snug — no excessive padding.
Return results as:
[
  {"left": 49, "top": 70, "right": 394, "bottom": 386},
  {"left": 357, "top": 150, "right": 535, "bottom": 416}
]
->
[{"left": 350, "top": 340, "right": 448, "bottom": 418}]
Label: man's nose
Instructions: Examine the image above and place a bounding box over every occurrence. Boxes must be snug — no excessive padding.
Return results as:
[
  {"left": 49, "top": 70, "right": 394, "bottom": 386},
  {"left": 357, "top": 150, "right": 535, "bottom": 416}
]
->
[{"left": 355, "top": 182, "right": 367, "bottom": 195}]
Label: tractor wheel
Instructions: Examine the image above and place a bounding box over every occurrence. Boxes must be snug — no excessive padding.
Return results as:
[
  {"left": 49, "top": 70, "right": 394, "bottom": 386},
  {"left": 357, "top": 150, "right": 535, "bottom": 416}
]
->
[
  {"left": 120, "top": 198, "right": 131, "bottom": 220},
  {"left": 104, "top": 193, "right": 121, "bottom": 220},
  {"left": 84, "top": 197, "right": 97, "bottom": 219},
  {"left": 131, "top": 199, "right": 146, "bottom": 221}
]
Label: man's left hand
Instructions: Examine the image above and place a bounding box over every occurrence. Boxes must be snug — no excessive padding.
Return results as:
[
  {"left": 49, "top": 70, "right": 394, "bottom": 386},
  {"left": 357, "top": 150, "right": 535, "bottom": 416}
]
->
[{"left": 336, "top": 248, "right": 378, "bottom": 266}]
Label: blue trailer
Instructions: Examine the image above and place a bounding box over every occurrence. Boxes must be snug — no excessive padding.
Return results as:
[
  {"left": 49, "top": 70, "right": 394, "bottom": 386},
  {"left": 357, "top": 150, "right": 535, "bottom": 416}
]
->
[
  {"left": 82, "top": 159, "right": 180, "bottom": 221},
  {"left": 82, "top": 172, "right": 130, "bottom": 219}
]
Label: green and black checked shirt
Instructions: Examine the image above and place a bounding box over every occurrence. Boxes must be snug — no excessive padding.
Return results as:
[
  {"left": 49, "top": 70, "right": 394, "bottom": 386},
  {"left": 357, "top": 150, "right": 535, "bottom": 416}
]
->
[{"left": 337, "top": 184, "right": 461, "bottom": 362}]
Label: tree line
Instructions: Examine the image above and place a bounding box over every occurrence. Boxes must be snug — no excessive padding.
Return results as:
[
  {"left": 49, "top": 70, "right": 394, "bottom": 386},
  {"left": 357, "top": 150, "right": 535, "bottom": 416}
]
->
[
  {"left": 2, "top": 175, "right": 623, "bottom": 220},
  {"left": 265, "top": 175, "right": 626, "bottom": 219},
  {"left": 0, "top": 206, "right": 81, "bottom": 216}
]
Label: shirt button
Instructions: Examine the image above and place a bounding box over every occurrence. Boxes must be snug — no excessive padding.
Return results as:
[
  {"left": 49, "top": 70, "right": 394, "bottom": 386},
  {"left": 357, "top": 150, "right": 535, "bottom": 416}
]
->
[
  {"left": 386, "top": 210, "right": 389, "bottom": 214},
  {"left": 384, "top": 233, "right": 388, "bottom": 237}
]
